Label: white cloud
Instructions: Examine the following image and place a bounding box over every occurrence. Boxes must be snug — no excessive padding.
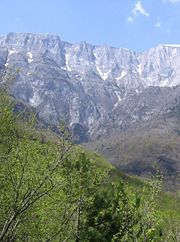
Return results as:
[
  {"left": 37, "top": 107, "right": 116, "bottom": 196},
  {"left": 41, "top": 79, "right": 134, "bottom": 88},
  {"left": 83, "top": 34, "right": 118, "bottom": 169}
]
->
[
  {"left": 127, "top": 16, "right": 134, "bottom": 23},
  {"left": 132, "top": 1, "right": 150, "bottom": 17},
  {"left": 155, "top": 21, "right": 162, "bottom": 28},
  {"left": 127, "top": 1, "right": 150, "bottom": 23}
]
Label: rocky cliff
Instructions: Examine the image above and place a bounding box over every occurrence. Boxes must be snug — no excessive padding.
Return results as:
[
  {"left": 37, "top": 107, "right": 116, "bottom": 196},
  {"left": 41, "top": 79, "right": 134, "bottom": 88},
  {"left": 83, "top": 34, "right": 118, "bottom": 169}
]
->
[{"left": 0, "top": 32, "right": 180, "bottom": 141}]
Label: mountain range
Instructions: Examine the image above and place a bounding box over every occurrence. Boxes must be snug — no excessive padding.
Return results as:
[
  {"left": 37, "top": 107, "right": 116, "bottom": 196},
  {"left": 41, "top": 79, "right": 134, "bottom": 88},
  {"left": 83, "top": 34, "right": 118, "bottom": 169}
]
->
[{"left": 0, "top": 32, "right": 180, "bottom": 143}]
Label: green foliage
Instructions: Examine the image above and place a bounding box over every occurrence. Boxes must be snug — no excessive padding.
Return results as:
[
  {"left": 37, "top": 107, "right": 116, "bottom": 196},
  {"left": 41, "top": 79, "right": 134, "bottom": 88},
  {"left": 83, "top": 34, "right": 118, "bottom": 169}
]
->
[{"left": 0, "top": 89, "right": 179, "bottom": 241}]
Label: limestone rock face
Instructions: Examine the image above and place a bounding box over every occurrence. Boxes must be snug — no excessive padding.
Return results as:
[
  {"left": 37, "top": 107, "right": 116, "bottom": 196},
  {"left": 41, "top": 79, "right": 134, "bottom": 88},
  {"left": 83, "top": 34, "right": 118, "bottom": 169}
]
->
[{"left": 0, "top": 33, "right": 180, "bottom": 141}]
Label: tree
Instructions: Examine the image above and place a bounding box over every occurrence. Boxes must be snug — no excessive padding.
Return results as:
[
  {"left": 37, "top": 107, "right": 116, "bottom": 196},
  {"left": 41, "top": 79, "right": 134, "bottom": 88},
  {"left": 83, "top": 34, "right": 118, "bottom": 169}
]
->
[
  {"left": 0, "top": 88, "right": 74, "bottom": 241},
  {"left": 0, "top": 83, "right": 172, "bottom": 242},
  {"left": 0, "top": 88, "right": 108, "bottom": 241}
]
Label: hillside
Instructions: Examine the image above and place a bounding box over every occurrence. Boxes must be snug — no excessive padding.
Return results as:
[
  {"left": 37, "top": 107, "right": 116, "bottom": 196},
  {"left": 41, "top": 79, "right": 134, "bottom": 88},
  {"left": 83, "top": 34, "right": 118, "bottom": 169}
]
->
[
  {"left": 85, "top": 116, "right": 180, "bottom": 189},
  {"left": 0, "top": 89, "right": 179, "bottom": 241}
]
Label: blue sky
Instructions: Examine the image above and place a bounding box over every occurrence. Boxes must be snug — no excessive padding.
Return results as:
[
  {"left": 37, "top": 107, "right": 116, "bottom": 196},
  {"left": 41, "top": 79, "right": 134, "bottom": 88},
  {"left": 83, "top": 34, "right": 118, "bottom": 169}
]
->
[{"left": 0, "top": 0, "right": 180, "bottom": 51}]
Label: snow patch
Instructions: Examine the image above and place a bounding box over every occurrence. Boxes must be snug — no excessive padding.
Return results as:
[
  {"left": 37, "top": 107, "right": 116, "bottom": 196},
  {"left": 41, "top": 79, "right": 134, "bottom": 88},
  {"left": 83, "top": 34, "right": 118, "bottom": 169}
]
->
[
  {"left": 102, "top": 70, "right": 111, "bottom": 80},
  {"left": 4, "top": 57, "right": 10, "bottom": 67},
  {"left": 94, "top": 54, "right": 111, "bottom": 80},
  {"left": 116, "top": 70, "right": 126, "bottom": 81},
  {"left": 96, "top": 66, "right": 104, "bottom": 78},
  {"left": 27, "top": 52, "right": 33, "bottom": 63},
  {"left": 96, "top": 65, "right": 111, "bottom": 80},
  {"left": 9, "top": 49, "right": 16, "bottom": 55},
  {"left": 113, "top": 91, "right": 122, "bottom": 110},
  {"left": 65, "top": 54, "right": 72, "bottom": 71},
  {"left": 27, "top": 52, "right": 33, "bottom": 59}
]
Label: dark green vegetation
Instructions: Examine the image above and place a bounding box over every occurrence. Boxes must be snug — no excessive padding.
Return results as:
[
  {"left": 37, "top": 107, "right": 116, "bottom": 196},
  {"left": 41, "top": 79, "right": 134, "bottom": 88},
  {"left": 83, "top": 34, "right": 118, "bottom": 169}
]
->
[{"left": 0, "top": 88, "right": 180, "bottom": 241}]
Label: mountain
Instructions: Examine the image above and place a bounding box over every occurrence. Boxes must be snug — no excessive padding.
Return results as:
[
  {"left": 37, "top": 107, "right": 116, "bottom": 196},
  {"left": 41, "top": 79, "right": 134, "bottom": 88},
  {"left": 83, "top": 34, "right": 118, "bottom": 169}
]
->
[
  {"left": 86, "top": 116, "right": 180, "bottom": 186},
  {"left": 0, "top": 32, "right": 180, "bottom": 142}
]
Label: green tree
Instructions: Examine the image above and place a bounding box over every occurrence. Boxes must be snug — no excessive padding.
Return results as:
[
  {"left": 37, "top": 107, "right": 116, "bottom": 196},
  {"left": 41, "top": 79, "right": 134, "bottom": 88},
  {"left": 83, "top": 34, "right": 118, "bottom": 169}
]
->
[
  {"left": 0, "top": 88, "right": 74, "bottom": 241},
  {"left": 0, "top": 88, "right": 108, "bottom": 241},
  {"left": 0, "top": 83, "right": 172, "bottom": 242}
]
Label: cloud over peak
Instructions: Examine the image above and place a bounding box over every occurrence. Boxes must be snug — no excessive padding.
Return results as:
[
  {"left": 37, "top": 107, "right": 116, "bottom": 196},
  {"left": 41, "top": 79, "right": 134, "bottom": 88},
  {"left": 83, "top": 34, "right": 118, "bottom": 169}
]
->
[{"left": 127, "top": 1, "right": 150, "bottom": 23}]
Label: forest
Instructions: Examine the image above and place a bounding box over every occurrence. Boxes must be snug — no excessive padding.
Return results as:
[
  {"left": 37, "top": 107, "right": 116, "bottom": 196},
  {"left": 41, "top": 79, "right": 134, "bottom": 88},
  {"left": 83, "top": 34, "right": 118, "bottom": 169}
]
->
[{"left": 0, "top": 83, "right": 179, "bottom": 241}]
